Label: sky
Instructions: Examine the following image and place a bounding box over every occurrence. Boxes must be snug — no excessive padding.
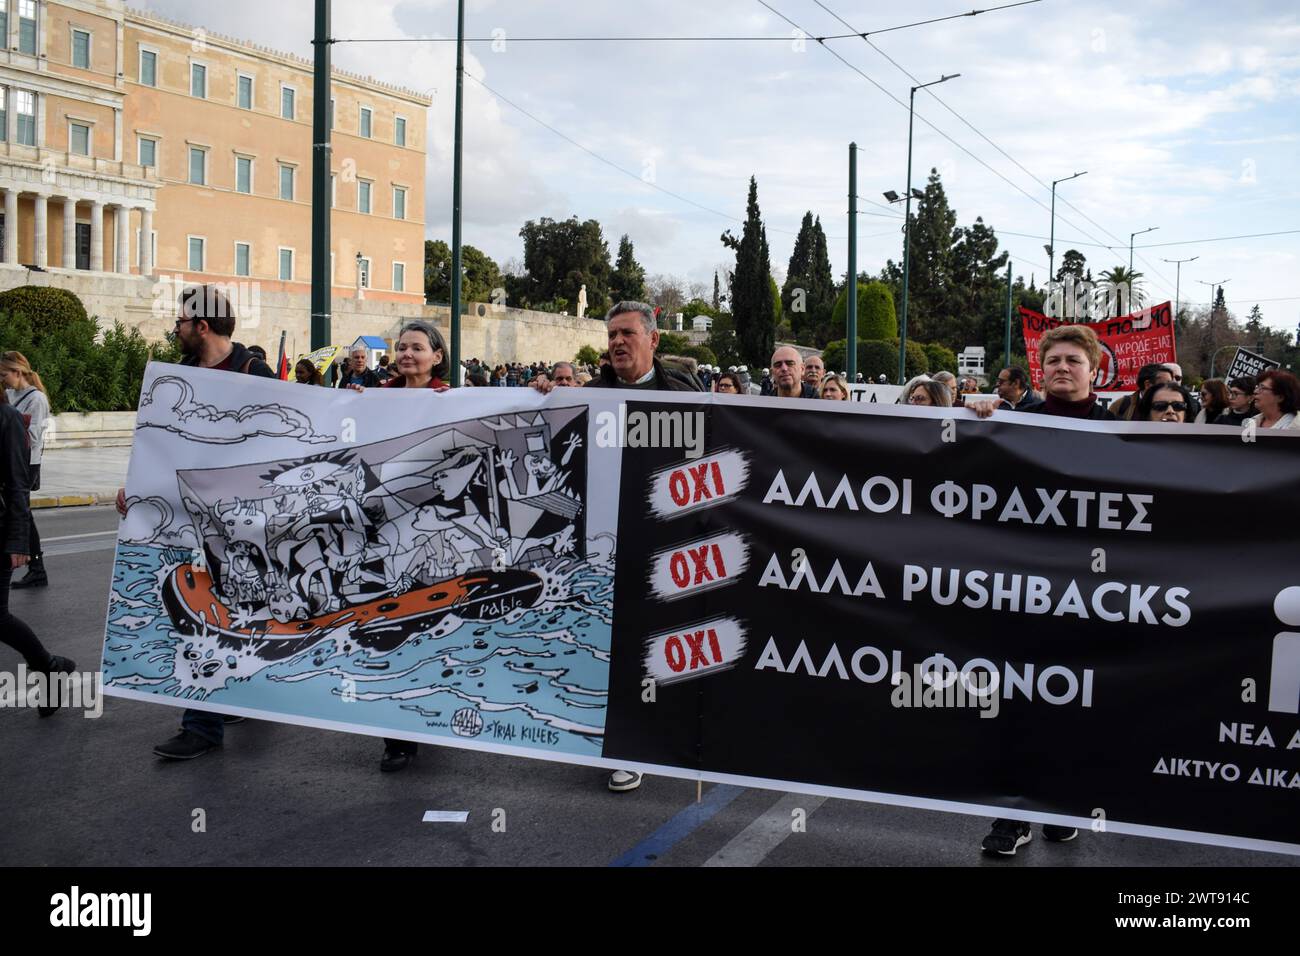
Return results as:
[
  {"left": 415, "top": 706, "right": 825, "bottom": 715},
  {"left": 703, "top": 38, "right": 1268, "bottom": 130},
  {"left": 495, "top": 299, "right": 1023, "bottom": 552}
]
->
[{"left": 143, "top": 0, "right": 1300, "bottom": 332}]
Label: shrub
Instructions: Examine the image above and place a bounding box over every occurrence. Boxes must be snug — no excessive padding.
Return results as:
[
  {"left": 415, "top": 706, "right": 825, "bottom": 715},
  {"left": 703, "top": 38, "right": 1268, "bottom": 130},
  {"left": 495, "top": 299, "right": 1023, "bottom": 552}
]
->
[
  {"left": 821, "top": 339, "right": 900, "bottom": 381},
  {"left": 574, "top": 344, "right": 601, "bottom": 366},
  {"left": 921, "top": 342, "right": 957, "bottom": 375},
  {"left": 830, "top": 281, "right": 898, "bottom": 342}
]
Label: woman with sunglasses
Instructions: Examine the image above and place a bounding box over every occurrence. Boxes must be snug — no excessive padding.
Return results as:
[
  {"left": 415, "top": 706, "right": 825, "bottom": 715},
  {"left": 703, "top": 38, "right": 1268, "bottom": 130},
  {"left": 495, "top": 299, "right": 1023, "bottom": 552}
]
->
[{"left": 1135, "top": 381, "right": 1193, "bottom": 423}]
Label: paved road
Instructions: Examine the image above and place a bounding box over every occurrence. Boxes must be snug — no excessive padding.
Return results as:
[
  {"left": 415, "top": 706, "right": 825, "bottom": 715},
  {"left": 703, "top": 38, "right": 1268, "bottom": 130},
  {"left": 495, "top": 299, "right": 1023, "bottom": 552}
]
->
[{"left": 1, "top": 506, "right": 1295, "bottom": 867}]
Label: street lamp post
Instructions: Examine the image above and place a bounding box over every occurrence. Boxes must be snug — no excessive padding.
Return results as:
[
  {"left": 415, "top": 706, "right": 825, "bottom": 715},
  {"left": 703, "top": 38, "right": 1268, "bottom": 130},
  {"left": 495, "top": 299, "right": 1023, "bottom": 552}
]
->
[
  {"left": 1197, "top": 278, "right": 1231, "bottom": 314},
  {"left": 1129, "top": 226, "right": 1158, "bottom": 274},
  {"left": 1047, "top": 171, "right": 1086, "bottom": 284},
  {"left": 898, "top": 73, "right": 959, "bottom": 384},
  {"left": 1161, "top": 255, "right": 1198, "bottom": 321}
]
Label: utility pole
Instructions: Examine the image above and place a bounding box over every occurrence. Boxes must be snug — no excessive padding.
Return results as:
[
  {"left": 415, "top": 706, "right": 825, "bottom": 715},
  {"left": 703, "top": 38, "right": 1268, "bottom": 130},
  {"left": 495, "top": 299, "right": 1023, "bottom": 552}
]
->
[
  {"left": 309, "top": 0, "right": 332, "bottom": 350},
  {"left": 1047, "top": 171, "right": 1086, "bottom": 285},
  {"left": 449, "top": 0, "right": 465, "bottom": 385},
  {"left": 1129, "top": 226, "right": 1158, "bottom": 274},
  {"left": 1003, "top": 260, "right": 1013, "bottom": 369},
  {"left": 1164, "top": 254, "right": 1201, "bottom": 321},
  {"left": 847, "top": 143, "right": 857, "bottom": 385}
]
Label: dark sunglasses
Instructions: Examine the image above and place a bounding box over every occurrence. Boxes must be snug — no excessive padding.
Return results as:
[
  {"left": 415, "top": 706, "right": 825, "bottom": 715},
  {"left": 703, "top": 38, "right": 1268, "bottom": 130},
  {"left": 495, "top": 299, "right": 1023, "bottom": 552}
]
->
[{"left": 1152, "top": 401, "right": 1187, "bottom": 413}]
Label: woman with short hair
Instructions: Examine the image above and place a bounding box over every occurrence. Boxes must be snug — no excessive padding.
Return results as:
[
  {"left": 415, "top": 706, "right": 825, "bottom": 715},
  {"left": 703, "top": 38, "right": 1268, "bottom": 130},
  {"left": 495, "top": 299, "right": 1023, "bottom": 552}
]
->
[
  {"left": 1249, "top": 369, "right": 1300, "bottom": 430},
  {"left": 1216, "top": 377, "right": 1255, "bottom": 426},
  {"left": 906, "top": 379, "right": 952, "bottom": 407}
]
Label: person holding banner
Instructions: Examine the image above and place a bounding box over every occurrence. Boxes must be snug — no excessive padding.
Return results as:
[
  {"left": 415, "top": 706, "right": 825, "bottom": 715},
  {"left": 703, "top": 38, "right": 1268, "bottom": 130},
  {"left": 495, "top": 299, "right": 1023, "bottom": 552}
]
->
[
  {"left": 1136, "top": 382, "right": 1194, "bottom": 423},
  {"left": 1216, "top": 377, "right": 1256, "bottom": 426},
  {"left": 1249, "top": 369, "right": 1300, "bottom": 430},
  {"left": 1106, "top": 363, "right": 1172, "bottom": 421},
  {"left": 993, "top": 366, "right": 1038, "bottom": 411},
  {"left": 906, "top": 380, "right": 952, "bottom": 407}
]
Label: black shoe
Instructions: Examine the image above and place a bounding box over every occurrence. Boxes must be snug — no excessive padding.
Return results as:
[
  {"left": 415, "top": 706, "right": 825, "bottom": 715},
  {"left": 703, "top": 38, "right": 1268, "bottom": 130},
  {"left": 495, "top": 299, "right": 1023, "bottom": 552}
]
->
[
  {"left": 1043, "top": 824, "right": 1079, "bottom": 843},
  {"left": 221, "top": 715, "right": 247, "bottom": 725},
  {"left": 12, "top": 559, "right": 48, "bottom": 589},
  {"left": 380, "top": 747, "right": 413, "bottom": 773},
  {"left": 153, "top": 730, "right": 221, "bottom": 760},
  {"left": 981, "top": 819, "right": 1032, "bottom": 856},
  {"left": 36, "top": 655, "right": 77, "bottom": 718}
]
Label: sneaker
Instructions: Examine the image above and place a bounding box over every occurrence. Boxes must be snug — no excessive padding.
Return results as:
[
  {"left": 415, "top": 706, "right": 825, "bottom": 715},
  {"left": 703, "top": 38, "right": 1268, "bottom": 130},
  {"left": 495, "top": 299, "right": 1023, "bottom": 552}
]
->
[
  {"left": 1043, "top": 824, "right": 1079, "bottom": 843},
  {"left": 981, "top": 819, "right": 1032, "bottom": 856},
  {"left": 12, "top": 559, "right": 48, "bottom": 589},
  {"left": 608, "top": 769, "right": 642, "bottom": 792},
  {"left": 36, "top": 655, "right": 77, "bottom": 718},
  {"left": 380, "top": 747, "right": 413, "bottom": 773},
  {"left": 153, "top": 730, "right": 220, "bottom": 760}
]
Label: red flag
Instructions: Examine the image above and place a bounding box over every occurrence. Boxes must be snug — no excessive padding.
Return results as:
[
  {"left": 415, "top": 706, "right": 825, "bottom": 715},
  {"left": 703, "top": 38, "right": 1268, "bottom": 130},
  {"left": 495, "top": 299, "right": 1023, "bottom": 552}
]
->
[{"left": 276, "top": 331, "right": 289, "bottom": 380}]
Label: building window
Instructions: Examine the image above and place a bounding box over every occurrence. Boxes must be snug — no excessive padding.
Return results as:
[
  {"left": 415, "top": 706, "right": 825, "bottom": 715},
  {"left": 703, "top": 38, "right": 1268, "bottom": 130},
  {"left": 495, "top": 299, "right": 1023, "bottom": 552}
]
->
[
  {"left": 279, "top": 248, "right": 294, "bottom": 281},
  {"left": 393, "top": 186, "right": 406, "bottom": 220},
  {"left": 237, "top": 74, "right": 253, "bottom": 110},
  {"left": 188, "top": 146, "right": 206, "bottom": 185},
  {"left": 0, "top": 5, "right": 7, "bottom": 54},
  {"left": 395, "top": 116, "right": 406, "bottom": 147},
  {"left": 358, "top": 257, "right": 371, "bottom": 288},
  {"left": 191, "top": 63, "right": 207, "bottom": 99},
  {"left": 188, "top": 236, "right": 205, "bottom": 271},
  {"left": 139, "top": 48, "right": 157, "bottom": 86},
  {"left": 16, "top": 90, "right": 35, "bottom": 146},
  {"left": 359, "top": 106, "right": 372, "bottom": 138},
  {"left": 358, "top": 180, "right": 371, "bottom": 214},
  {"left": 392, "top": 262, "right": 405, "bottom": 292},
  {"left": 235, "top": 242, "right": 250, "bottom": 277},
  {"left": 18, "top": 0, "right": 35, "bottom": 56},
  {"left": 69, "top": 122, "right": 90, "bottom": 156},
  {"left": 138, "top": 137, "right": 156, "bottom": 167},
  {"left": 236, "top": 156, "right": 252, "bottom": 194},
  {"left": 72, "top": 29, "right": 91, "bottom": 70},
  {"left": 279, "top": 164, "right": 294, "bottom": 201},
  {"left": 281, "top": 86, "right": 295, "bottom": 120},
  {"left": 0, "top": 85, "right": 7, "bottom": 143}
]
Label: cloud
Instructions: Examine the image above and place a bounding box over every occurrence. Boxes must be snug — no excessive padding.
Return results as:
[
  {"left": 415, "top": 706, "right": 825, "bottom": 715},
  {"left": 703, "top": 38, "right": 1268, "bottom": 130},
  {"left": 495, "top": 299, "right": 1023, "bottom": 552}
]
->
[{"left": 138, "top": 376, "right": 337, "bottom": 445}]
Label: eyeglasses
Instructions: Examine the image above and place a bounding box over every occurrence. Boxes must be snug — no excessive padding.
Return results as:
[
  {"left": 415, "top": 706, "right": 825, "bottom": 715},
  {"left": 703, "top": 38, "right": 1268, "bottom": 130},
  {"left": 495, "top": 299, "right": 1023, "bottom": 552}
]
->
[
  {"left": 1151, "top": 401, "right": 1187, "bottom": 412},
  {"left": 173, "top": 317, "right": 196, "bottom": 329},
  {"left": 1256, "top": 385, "right": 1275, "bottom": 394}
]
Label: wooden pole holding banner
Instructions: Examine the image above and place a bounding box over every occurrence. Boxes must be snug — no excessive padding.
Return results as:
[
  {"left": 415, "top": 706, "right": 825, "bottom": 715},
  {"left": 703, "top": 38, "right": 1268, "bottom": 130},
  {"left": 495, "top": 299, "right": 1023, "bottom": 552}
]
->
[{"left": 1004, "top": 260, "right": 1013, "bottom": 371}]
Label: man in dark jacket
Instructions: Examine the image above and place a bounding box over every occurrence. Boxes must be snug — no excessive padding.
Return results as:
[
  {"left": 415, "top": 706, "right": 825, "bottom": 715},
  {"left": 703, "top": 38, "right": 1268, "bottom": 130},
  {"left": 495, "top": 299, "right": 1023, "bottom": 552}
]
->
[
  {"left": 764, "top": 346, "right": 817, "bottom": 398},
  {"left": 994, "top": 366, "right": 1039, "bottom": 410},
  {"left": 585, "top": 301, "right": 699, "bottom": 793},
  {"left": 585, "top": 301, "right": 703, "bottom": 393},
  {"left": 116, "top": 284, "right": 275, "bottom": 760},
  {"left": 337, "top": 348, "right": 381, "bottom": 388}
]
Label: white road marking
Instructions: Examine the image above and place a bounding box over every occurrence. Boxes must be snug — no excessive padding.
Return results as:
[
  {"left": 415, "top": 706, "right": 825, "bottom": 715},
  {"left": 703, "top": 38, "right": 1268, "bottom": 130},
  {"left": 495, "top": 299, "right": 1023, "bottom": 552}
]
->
[
  {"left": 422, "top": 811, "right": 469, "bottom": 823},
  {"left": 43, "top": 530, "right": 119, "bottom": 542},
  {"left": 703, "top": 793, "right": 827, "bottom": 867}
]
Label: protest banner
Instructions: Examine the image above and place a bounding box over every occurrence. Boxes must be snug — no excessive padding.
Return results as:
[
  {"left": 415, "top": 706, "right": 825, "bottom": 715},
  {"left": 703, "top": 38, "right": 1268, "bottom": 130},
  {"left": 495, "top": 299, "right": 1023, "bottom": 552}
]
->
[
  {"left": 104, "top": 364, "right": 1300, "bottom": 855},
  {"left": 1225, "top": 347, "right": 1279, "bottom": 383},
  {"left": 847, "top": 384, "right": 904, "bottom": 404},
  {"left": 1021, "top": 301, "right": 1176, "bottom": 392}
]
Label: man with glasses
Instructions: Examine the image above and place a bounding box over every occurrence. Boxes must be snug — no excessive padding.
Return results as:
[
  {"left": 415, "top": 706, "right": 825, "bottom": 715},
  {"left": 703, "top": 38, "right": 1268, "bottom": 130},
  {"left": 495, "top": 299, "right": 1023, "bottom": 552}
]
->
[
  {"left": 994, "top": 366, "right": 1038, "bottom": 411},
  {"left": 116, "top": 285, "right": 275, "bottom": 761},
  {"left": 766, "top": 346, "right": 817, "bottom": 398}
]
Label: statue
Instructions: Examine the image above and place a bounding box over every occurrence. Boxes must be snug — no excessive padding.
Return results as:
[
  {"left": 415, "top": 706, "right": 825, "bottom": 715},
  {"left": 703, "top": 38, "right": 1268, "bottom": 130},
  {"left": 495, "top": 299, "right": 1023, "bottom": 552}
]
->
[{"left": 576, "top": 284, "right": 588, "bottom": 319}]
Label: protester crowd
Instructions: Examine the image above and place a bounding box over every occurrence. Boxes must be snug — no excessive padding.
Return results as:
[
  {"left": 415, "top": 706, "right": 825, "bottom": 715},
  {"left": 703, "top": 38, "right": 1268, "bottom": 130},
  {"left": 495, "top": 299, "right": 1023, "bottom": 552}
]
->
[{"left": 3, "top": 289, "right": 1298, "bottom": 860}]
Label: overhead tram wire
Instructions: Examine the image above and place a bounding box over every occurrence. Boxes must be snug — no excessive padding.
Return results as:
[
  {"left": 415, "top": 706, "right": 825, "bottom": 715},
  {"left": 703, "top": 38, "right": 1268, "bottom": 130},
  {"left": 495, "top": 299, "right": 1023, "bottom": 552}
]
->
[
  {"left": 807, "top": 0, "right": 1180, "bottom": 302},
  {"left": 462, "top": 72, "right": 835, "bottom": 240},
  {"left": 749, "top": 0, "right": 1164, "bottom": 292}
]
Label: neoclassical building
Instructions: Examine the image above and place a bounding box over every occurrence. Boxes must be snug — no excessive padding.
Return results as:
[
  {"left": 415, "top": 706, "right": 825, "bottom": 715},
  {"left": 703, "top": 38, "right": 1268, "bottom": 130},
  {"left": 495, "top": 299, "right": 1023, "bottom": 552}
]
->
[{"left": 0, "top": 0, "right": 430, "bottom": 346}]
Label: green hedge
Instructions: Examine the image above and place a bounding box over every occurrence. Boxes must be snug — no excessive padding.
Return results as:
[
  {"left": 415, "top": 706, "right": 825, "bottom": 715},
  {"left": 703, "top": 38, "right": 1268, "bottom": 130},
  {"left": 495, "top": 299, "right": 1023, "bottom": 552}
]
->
[
  {"left": 822, "top": 337, "right": 929, "bottom": 382},
  {"left": 830, "top": 281, "right": 898, "bottom": 342},
  {"left": 0, "top": 286, "right": 179, "bottom": 413}
]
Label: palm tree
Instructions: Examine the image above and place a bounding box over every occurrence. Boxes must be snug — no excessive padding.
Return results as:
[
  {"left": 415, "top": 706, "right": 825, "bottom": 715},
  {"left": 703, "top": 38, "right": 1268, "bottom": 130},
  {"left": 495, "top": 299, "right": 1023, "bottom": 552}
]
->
[{"left": 1096, "top": 265, "right": 1146, "bottom": 317}]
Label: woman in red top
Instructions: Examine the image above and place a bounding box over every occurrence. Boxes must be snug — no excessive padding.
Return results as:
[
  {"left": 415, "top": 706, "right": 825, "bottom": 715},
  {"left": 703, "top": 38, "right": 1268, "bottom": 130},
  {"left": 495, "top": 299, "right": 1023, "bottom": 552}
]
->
[{"left": 348, "top": 321, "right": 452, "bottom": 771}]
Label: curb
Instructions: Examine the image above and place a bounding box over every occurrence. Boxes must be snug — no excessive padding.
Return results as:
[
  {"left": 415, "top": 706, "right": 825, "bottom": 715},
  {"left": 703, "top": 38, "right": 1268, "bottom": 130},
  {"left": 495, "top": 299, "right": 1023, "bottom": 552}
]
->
[{"left": 31, "top": 490, "right": 120, "bottom": 510}]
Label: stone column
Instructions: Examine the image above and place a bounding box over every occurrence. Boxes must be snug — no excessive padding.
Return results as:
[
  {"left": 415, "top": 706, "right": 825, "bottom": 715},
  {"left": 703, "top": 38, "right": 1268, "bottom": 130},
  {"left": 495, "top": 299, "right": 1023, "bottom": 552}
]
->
[
  {"left": 139, "top": 207, "right": 153, "bottom": 277},
  {"left": 89, "top": 201, "right": 104, "bottom": 271},
  {"left": 115, "top": 205, "right": 131, "bottom": 274},
  {"left": 32, "top": 193, "right": 48, "bottom": 269},
  {"left": 3, "top": 190, "right": 17, "bottom": 265},
  {"left": 62, "top": 197, "right": 76, "bottom": 269}
]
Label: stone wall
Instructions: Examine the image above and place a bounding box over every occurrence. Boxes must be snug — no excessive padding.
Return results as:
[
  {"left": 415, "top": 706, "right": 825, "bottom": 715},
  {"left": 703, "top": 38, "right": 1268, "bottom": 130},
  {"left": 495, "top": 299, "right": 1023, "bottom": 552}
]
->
[{"left": 0, "top": 268, "right": 607, "bottom": 366}]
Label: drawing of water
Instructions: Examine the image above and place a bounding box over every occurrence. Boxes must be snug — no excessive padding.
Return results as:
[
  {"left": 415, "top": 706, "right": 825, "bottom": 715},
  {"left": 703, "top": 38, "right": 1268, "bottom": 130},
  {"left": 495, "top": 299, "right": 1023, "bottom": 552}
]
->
[{"left": 103, "top": 544, "right": 613, "bottom": 756}]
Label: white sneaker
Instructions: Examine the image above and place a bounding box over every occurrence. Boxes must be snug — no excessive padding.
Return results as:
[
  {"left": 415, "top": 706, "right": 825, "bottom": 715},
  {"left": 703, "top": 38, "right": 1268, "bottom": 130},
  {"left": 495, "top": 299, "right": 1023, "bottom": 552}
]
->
[{"left": 608, "top": 769, "right": 642, "bottom": 792}]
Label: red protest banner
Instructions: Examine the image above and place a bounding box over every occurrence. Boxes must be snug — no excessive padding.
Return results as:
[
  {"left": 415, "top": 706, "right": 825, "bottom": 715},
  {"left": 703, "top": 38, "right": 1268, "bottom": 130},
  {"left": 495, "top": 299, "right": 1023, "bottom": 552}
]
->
[{"left": 1020, "top": 301, "right": 1175, "bottom": 392}]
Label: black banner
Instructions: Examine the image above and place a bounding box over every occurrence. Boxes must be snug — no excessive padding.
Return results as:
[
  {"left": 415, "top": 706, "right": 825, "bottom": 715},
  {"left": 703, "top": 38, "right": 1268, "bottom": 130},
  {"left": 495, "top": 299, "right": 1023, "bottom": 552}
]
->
[{"left": 604, "top": 400, "right": 1300, "bottom": 853}]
